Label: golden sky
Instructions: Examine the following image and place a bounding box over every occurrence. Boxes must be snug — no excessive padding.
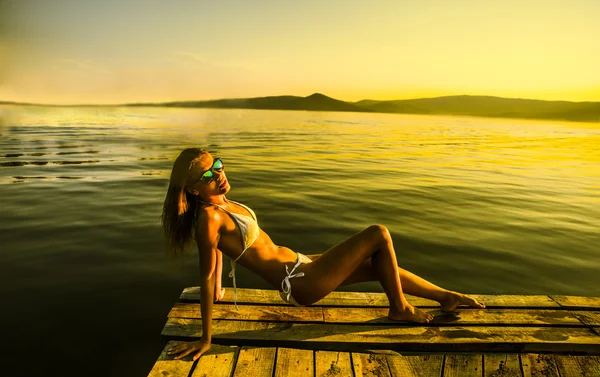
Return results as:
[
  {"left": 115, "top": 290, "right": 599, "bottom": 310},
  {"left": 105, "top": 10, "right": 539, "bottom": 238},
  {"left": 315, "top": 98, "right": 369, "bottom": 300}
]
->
[{"left": 1, "top": 0, "right": 599, "bottom": 104}]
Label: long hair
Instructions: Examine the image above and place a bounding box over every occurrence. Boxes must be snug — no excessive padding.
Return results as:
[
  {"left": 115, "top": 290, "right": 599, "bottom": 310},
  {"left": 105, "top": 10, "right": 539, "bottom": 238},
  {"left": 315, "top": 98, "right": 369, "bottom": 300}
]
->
[{"left": 161, "top": 148, "right": 208, "bottom": 257}]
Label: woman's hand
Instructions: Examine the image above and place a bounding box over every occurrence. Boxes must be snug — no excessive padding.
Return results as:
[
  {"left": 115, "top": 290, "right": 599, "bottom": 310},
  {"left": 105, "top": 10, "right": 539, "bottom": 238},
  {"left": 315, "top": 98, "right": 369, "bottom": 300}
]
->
[
  {"left": 215, "top": 287, "right": 226, "bottom": 302},
  {"left": 167, "top": 339, "right": 211, "bottom": 361}
]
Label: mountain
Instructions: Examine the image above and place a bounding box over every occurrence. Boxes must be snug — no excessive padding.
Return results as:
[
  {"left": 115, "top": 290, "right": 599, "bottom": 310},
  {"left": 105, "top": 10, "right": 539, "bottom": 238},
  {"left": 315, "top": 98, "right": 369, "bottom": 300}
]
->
[
  {"left": 128, "top": 94, "right": 597, "bottom": 122},
  {"left": 132, "top": 93, "right": 370, "bottom": 113},
  {"left": 353, "top": 95, "right": 599, "bottom": 122}
]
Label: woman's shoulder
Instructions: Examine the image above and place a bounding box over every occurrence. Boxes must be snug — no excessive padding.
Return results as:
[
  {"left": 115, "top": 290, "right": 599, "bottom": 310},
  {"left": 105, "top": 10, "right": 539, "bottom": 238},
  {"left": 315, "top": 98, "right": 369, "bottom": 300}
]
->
[
  {"left": 197, "top": 202, "right": 220, "bottom": 217},
  {"left": 196, "top": 202, "right": 226, "bottom": 227}
]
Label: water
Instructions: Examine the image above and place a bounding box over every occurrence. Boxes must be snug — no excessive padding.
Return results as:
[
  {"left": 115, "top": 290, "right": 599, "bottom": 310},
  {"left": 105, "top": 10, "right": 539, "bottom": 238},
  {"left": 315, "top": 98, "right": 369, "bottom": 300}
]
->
[{"left": 1, "top": 105, "right": 599, "bottom": 376}]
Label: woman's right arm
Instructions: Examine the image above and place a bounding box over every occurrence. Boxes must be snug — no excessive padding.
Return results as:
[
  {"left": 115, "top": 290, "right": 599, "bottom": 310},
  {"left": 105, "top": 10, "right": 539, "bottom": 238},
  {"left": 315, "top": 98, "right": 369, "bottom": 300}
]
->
[
  {"left": 197, "top": 209, "right": 220, "bottom": 344},
  {"left": 168, "top": 209, "right": 220, "bottom": 360}
]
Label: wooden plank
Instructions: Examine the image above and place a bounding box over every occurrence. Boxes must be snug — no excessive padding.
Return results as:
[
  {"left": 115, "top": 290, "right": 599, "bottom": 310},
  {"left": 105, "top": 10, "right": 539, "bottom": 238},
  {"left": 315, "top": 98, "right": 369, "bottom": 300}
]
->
[
  {"left": 147, "top": 341, "right": 195, "bottom": 377},
  {"left": 550, "top": 295, "right": 600, "bottom": 309},
  {"left": 386, "top": 354, "right": 443, "bottom": 377},
  {"left": 162, "top": 318, "right": 600, "bottom": 354},
  {"left": 182, "top": 287, "right": 280, "bottom": 304},
  {"left": 323, "top": 293, "right": 557, "bottom": 308},
  {"left": 180, "top": 287, "right": 433, "bottom": 306},
  {"left": 469, "top": 295, "right": 559, "bottom": 308},
  {"left": 315, "top": 351, "right": 353, "bottom": 377},
  {"left": 574, "top": 311, "right": 600, "bottom": 326},
  {"left": 192, "top": 344, "right": 239, "bottom": 377},
  {"left": 483, "top": 354, "right": 521, "bottom": 377},
  {"left": 169, "top": 302, "right": 324, "bottom": 322},
  {"left": 321, "top": 294, "right": 560, "bottom": 309},
  {"left": 554, "top": 355, "right": 600, "bottom": 377},
  {"left": 520, "top": 354, "right": 559, "bottom": 377},
  {"left": 323, "top": 307, "right": 583, "bottom": 326},
  {"left": 190, "top": 344, "right": 238, "bottom": 377},
  {"left": 180, "top": 287, "right": 559, "bottom": 308},
  {"left": 577, "top": 356, "right": 600, "bottom": 377},
  {"left": 274, "top": 347, "right": 314, "bottom": 377},
  {"left": 323, "top": 291, "right": 433, "bottom": 307},
  {"left": 351, "top": 352, "right": 391, "bottom": 377},
  {"left": 443, "top": 354, "right": 482, "bottom": 377},
  {"left": 232, "top": 347, "right": 276, "bottom": 377}
]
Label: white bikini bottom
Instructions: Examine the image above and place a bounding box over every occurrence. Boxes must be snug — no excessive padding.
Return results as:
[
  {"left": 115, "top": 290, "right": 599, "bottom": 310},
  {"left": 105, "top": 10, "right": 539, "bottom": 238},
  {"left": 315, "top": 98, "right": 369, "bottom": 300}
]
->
[{"left": 279, "top": 252, "right": 312, "bottom": 306}]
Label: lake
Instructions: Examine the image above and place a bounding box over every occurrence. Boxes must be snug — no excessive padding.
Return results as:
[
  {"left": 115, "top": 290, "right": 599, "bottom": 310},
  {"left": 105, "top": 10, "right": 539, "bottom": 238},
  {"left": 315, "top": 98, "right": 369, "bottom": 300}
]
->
[{"left": 1, "top": 105, "right": 599, "bottom": 376}]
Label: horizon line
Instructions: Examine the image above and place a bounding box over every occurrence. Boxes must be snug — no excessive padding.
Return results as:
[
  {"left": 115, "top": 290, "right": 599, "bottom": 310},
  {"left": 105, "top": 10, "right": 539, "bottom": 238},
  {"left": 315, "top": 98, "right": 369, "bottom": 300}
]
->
[{"left": 1, "top": 93, "right": 599, "bottom": 107}]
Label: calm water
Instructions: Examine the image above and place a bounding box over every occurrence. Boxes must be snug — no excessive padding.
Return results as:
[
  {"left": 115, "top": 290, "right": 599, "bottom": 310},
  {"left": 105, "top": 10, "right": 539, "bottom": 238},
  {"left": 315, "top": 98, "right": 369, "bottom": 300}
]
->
[{"left": 1, "top": 105, "right": 599, "bottom": 376}]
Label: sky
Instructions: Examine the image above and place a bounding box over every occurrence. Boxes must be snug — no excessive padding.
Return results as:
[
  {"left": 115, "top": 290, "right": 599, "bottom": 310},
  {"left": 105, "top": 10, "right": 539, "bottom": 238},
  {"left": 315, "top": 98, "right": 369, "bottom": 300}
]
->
[{"left": 1, "top": 0, "right": 599, "bottom": 105}]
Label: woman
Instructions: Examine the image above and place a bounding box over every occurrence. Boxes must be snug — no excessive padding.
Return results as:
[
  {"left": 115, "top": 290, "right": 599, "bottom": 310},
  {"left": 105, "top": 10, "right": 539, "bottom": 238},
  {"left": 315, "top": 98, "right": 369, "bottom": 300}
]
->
[{"left": 164, "top": 148, "right": 485, "bottom": 360}]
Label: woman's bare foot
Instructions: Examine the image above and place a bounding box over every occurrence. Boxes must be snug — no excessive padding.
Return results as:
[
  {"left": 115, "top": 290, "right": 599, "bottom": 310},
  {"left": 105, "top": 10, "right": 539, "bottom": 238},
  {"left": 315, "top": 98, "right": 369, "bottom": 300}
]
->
[
  {"left": 439, "top": 291, "right": 485, "bottom": 312},
  {"left": 388, "top": 303, "right": 434, "bottom": 323}
]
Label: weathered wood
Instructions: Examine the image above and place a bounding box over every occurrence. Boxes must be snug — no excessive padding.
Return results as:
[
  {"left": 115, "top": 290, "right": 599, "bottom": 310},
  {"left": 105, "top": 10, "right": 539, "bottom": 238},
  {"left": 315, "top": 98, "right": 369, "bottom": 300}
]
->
[
  {"left": 550, "top": 296, "right": 600, "bottom": 309},
  {"left": 554, "top": 355, "right": 600, "bottom": 377},
  {"left": 232, "top": 346, "right": 276, "bottom": 377},
  {"left": 169, "top": 302, "right": 324, "bottom": 322},
  {"left": 162, "top": 318, "right": 600, "bottom": 354},
  {"left": 323, "top": 307, "right": 584, "bottom": 326},
  {"left": 328, "top": 293, "right": 558, "bottom": 309},
  {"left": 180, "top": 287, "right": 434, "bottom": 306},
  {"left": 324, "top": 291, "right": 433, "bottom": 307},
  {"left": 182, "top": 287, "right": 280, "bottom": 304},
  {"left": 574, "top": 311, "right": 600, "bottom": 326},
  {"left": 351, "top": 352, "right": 391, "bottom": 377},
  {"left": 443, "top": 354, "right": 482, "bottom": 377},
  {"left": 520, "top": 354, "right": 559, "bottom": 377},
  {"left": 156, "top": 289, "right": 600, "bottom": 377},
  {"left": 470, "top": 295, "right": 560, "bottom": 308},
  {"left": 180, "top": 287, "right": 559, "bottom": 308},
  {"left": 190, "top": 344, "right": 238, "bottom": 377},
  {"left": 386, "top": 354, "right": 443, "bottom": 377},
  {"left": 172, "top": 304, "right": 582, "bottom": 327},
  {"left": 315, "top": 351, "right": 353, "bottom": 377},
  {"left": 274, "top": 348, "right": 314, "bottom": 377},
  {"left": 577, "top": 356, "right": 600, "bottom": 377},
  {"left": 171, "top": 303, "right": 590, "bottom": 328},
  {"left": 483, "top": 354, "right": 522, "bottom": 377},
  {"left": 147, "top": 341, "right": 195, "bottom": 377}
]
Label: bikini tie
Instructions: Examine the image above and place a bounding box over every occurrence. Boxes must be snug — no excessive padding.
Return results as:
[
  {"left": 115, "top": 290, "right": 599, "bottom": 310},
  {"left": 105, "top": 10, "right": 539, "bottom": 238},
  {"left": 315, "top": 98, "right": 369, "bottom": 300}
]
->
[
  {"left": 281, "top": 258, "right": 305, "bottom": 303},
  {"left": 228, "top": 259, "right": 240, "bottom": 311}
]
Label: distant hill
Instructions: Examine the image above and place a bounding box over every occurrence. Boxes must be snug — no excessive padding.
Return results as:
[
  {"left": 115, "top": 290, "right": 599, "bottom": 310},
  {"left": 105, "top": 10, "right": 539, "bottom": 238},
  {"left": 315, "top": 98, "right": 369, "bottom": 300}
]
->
[
  {"left": 2, "top": 94, "right": 598, "bottom": 122},
  {"left": 353, "top": 95, "right": 599, "bottom": 122},
  {"left": 126, "top": 93, "right": 598, "bottom": 122},
  {"left": 128, "top": 93, "right": 369, "bottom": 113}
]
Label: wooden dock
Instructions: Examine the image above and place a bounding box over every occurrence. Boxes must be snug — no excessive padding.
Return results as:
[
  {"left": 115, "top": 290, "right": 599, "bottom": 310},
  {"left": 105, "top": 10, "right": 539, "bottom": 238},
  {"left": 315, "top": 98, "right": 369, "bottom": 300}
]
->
[{"left": 148, "top": 287, "right": 600, "bottom": 376}]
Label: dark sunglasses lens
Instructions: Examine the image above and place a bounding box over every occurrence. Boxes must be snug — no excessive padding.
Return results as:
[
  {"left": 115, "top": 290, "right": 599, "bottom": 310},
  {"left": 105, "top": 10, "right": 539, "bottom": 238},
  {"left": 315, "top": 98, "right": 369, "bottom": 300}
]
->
[
  {"left": 213, "top": 159, "right": 223, "bottom": 171},
  {"left": 201, "top": 171, "right": 213, "bottom": 183}
]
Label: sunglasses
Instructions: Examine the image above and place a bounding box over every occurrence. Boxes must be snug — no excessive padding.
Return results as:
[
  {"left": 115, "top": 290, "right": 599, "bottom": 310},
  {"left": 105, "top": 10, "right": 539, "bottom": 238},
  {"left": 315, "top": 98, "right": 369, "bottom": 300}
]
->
[{"left": 198, "top": 158, "right": 224, "bottom": 184}]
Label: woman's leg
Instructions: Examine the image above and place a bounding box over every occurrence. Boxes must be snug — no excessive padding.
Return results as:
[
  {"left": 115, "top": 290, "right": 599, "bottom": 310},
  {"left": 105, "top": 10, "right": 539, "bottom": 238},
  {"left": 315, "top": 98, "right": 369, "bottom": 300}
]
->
[
  {"left": 295, "top": 225, "right": 433, "bottom": 323},
  {"left": 306, "top": 254, "right": 444, "bottom": 298},
  {"left": 334, "top": 258, "right": 485, "bottom": 311}
]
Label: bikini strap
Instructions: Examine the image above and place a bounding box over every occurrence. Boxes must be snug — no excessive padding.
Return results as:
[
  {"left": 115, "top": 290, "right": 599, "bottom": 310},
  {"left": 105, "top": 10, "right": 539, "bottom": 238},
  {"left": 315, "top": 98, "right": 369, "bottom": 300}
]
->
[
  {"left": 200, "top": 200, "right": 229, "bottom": 213},
  {"left": 228, "top": 259, "right": 240, "bottom": 311},
  {"left": 229, "top": 200, "right": 257, "bottom": 220}
]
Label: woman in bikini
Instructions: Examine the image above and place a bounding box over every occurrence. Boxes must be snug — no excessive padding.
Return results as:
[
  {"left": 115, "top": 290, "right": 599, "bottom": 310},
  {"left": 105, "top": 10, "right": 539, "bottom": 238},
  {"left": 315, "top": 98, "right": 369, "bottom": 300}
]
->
[{"left": 164, "top": 148, "right": 485, "bottom": 360}]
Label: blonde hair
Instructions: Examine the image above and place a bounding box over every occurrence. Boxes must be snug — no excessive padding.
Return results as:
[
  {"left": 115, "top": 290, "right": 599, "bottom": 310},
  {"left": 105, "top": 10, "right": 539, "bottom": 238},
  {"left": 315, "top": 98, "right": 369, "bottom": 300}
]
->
[{"left": 161, "top": 147, "right": 208, "bottom": 257}]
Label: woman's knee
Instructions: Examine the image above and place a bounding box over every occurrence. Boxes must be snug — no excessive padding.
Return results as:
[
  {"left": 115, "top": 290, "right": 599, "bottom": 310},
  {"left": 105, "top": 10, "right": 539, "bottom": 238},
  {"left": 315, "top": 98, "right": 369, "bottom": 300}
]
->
[{"left": 366, "top": 224, "right": 392, "bottom": 245}]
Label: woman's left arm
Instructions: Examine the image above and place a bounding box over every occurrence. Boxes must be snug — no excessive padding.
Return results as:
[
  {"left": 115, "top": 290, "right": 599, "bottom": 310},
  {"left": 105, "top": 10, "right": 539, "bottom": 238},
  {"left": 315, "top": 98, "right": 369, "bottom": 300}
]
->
[{"left": 215, "top": 249, "right": 224, "bottom": 301}]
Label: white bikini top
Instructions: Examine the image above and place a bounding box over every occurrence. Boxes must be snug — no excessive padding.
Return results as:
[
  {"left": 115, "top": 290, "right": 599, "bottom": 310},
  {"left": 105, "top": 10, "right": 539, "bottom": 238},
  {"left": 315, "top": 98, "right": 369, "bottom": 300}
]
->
[{"left": 200, "top": 199, "right": 259, "bottom": 310}]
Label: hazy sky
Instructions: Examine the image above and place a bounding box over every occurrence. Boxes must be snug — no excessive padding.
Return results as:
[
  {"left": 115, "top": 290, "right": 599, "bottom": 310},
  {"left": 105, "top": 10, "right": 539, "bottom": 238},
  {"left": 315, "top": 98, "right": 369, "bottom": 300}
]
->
[{"left": 1, "top": 0, "right": 599, "bottom": 104}]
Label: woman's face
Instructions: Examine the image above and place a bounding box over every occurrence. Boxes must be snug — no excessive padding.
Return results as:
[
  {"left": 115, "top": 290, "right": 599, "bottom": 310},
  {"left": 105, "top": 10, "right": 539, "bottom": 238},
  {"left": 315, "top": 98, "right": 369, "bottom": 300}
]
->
[{"left": 186, "top": 153, "right": 230, "bottom": 197}]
